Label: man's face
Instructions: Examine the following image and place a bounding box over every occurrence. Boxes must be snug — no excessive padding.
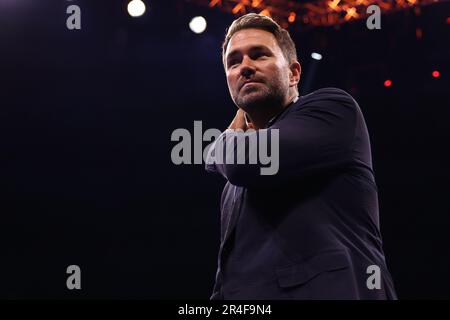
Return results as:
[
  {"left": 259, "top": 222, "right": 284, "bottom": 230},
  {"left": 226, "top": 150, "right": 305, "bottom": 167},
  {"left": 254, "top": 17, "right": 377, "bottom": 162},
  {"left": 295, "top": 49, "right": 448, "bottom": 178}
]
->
[{"left": 224, "top": 28, "right": 291, "bottom": 112}]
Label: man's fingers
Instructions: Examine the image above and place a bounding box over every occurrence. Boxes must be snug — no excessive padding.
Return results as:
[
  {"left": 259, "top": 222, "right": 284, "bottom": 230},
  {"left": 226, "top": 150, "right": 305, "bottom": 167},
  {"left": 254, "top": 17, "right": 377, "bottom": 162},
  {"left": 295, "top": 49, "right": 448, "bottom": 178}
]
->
[{"left": 228, "top": 108, "right": 247, "bottom": 130}]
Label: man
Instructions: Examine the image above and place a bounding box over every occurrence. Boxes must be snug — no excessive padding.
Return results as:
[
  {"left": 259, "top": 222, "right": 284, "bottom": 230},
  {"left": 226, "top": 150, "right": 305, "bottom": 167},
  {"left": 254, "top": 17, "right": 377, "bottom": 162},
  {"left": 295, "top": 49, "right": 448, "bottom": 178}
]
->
[{"left": 205, "top": 13, "right": 397, "bottom": 299}]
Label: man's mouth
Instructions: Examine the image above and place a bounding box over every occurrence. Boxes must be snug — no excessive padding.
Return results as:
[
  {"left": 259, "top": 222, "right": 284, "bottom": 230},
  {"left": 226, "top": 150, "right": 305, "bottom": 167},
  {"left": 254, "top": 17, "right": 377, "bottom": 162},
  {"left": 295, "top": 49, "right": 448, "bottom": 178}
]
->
[{"left": 240, "top": 81, "right": 261, "bottom": 91}]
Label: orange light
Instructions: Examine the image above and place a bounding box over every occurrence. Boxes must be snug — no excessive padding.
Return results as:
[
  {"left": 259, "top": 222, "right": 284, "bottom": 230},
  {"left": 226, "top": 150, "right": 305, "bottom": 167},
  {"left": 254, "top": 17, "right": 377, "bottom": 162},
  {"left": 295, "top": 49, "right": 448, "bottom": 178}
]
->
[
  {"left": 231, "top": 3, "right": 244, "bottom": 14},
  {"left": 384, "top": 80, "right": 392, "bottom": 87},
  {"left": 416, "top": 27, "right": 422, "bottom": 39},
  {"left": 329, "top": 0, "right": 340, "bottom": 9},
  {"left": 259, "top": 9, "right": 271, "bottom": 17},
  {"left": 288, "top": 12, "right": 296, "bottom": 23},
  {"left": 251, "top": 0, "right": 262, "bottom": 8},
  {"left": 344, "top": 7, "right": 359, "bottom": 21},
  {"left": 209, "top": 0, "right": 221, "bottom": 7},
  {"left": 432, "top": 70, "right": 440, "bottom": 78}
]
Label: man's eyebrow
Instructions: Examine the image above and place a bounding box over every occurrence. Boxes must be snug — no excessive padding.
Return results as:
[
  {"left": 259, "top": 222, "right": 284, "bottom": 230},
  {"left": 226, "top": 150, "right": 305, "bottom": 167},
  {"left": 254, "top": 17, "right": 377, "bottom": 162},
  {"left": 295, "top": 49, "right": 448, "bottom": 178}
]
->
[
  {"left": 226, "top": 45, "right": 271, "bottom": 61},
  {"left": 226, "top": 50, "right": 240, "bottom": 62}
]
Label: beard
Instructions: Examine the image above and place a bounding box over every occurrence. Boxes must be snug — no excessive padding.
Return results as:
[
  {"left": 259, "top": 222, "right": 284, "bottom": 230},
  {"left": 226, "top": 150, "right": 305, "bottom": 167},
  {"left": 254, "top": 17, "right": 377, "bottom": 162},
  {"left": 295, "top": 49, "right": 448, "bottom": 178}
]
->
[{"left": 233, "top": 80, "right": 286, "bottom": 114}]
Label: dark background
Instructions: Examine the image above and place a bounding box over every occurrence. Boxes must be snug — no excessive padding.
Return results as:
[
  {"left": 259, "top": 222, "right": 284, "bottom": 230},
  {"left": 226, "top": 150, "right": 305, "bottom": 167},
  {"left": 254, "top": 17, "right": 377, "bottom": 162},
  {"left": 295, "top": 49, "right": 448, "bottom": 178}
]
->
[{"left": 0, "top": 0, "right": 449, "bottom": 299}]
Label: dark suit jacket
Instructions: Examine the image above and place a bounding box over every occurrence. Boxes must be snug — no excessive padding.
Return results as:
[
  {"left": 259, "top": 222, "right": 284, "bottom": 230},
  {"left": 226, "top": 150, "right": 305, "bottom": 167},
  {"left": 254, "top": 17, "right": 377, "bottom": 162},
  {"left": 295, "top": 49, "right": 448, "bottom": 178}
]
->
[{"left": 205, "top": 87, "right": 397, "bottom": 299}]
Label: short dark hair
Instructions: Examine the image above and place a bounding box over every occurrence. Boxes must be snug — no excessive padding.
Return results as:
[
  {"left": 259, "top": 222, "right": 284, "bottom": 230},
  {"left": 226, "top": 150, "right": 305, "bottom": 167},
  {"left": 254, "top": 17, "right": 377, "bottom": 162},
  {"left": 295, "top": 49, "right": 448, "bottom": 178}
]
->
[{"left": 222, "top": 13, "right": 298, "bottom": 67}]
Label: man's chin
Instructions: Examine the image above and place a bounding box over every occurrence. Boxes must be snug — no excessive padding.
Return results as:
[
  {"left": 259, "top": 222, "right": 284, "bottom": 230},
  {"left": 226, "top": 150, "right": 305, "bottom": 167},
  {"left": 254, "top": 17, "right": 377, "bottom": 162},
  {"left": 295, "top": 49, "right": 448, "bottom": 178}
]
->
[{"left": 236, "top": 91, "right": 269, "bottom": 110}]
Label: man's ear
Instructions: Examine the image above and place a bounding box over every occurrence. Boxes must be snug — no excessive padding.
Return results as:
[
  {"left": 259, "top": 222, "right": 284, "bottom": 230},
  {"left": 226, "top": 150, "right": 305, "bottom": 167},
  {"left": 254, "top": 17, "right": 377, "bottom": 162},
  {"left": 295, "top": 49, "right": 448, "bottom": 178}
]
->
[{"left": 289, "top": 61, "right": 301, "bottom": 88}]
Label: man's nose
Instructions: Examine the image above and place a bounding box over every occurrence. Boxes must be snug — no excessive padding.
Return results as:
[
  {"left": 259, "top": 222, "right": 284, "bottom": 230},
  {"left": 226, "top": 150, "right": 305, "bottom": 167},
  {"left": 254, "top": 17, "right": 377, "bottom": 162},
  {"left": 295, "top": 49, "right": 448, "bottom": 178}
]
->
[{"left": 240, "top": 56, "right": 256, "bottom": 78}]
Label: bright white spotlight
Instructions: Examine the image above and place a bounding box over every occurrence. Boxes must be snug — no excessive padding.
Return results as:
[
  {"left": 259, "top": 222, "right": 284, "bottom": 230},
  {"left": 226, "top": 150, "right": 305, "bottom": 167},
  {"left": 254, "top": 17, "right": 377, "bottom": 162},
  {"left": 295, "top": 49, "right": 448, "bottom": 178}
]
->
[
  {"left": 189, "top": 16, "right": 207, "bottom": 34},
  {"left": 127, "top": 0, "right": 146, "bottom": 17},
  {"left": 311, "top": 52, "right": 323, "bottom": 60}
]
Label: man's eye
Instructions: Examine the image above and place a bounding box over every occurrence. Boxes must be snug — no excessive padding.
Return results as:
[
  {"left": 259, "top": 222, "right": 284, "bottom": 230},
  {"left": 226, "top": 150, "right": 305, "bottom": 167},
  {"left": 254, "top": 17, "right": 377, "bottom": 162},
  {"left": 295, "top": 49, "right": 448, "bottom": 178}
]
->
[
  {"left": 252, "top": 52, "right": 267, "bottom": 59},
  {"left": 228, "top": 60, "right": 239, "bottom": 67}
]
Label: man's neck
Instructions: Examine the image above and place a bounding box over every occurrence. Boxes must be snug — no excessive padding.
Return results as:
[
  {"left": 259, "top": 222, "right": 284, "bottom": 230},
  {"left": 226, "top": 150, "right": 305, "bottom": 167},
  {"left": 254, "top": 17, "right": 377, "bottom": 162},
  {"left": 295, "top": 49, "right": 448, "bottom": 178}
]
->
[{"left": 246, "top": 93, "right": 298, "bottom": 130}]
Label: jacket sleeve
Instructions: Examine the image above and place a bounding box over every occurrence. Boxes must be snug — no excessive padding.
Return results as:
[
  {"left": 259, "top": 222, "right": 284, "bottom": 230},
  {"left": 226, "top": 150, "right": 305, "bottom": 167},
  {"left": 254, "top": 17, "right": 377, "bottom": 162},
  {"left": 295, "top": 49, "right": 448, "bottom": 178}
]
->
[{"left": 205, "top": 88, "right": 358, "bottom": 188}]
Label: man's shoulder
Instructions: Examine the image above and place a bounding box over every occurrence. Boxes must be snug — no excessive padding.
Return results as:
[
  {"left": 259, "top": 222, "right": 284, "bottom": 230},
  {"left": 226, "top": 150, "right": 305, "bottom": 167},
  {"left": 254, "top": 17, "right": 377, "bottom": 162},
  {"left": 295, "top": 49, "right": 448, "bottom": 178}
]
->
[
  {"left": 301, "top": 87, "right": 353, "bottom": 99},
  {"left": 297, "top": 87, "right": 357, "bottom": 109},
  {"left": 271, "top": 87, "right": 361, "bottom": 127}
]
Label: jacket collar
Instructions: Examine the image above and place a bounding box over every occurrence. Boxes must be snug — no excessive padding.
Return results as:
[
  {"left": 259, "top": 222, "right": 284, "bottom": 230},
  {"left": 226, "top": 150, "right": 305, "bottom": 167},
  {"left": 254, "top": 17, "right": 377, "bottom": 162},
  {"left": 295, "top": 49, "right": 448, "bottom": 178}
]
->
[{"left": 267, "top": 95, "right": 300, "bottom": 127}]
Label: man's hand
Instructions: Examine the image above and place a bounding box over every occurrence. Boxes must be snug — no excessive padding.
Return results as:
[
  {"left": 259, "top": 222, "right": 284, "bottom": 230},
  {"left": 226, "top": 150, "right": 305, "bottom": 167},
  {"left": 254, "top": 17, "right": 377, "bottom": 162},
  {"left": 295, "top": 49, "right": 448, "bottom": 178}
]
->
[{"left": 228, "top": 109, "right": 254, "bottom": 130}]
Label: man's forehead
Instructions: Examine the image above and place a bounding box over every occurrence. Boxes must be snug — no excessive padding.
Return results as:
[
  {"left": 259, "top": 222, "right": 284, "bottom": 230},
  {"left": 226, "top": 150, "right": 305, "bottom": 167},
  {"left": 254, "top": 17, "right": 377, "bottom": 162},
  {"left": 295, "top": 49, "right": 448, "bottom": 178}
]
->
[{"left": 226, "top": 28, "right": 278, "bottom": 56}]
